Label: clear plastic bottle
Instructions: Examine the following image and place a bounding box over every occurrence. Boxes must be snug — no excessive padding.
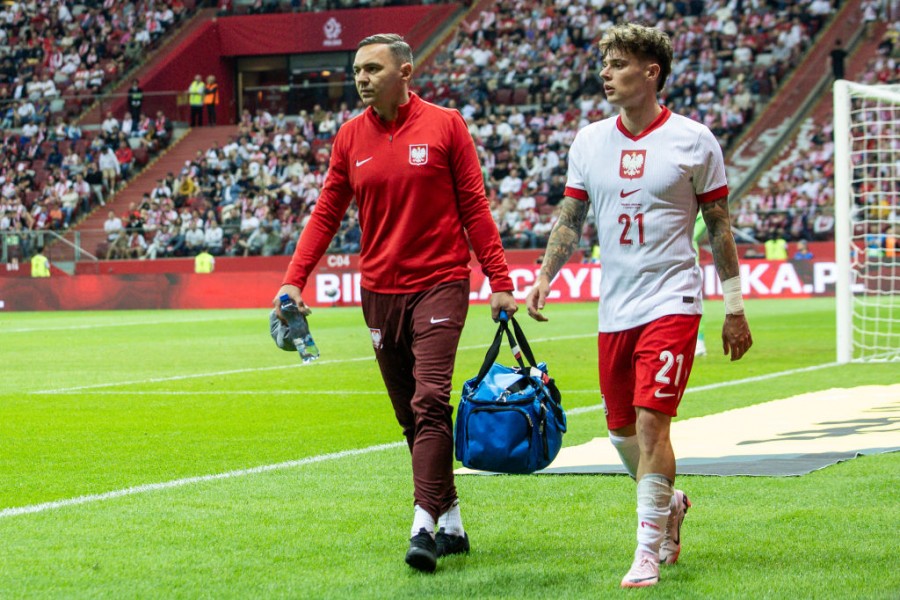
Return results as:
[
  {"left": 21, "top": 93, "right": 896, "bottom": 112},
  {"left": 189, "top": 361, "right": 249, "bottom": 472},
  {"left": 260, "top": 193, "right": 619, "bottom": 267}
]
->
[{"left": 278, "top": 293, "right": 320, "bottom": 363}]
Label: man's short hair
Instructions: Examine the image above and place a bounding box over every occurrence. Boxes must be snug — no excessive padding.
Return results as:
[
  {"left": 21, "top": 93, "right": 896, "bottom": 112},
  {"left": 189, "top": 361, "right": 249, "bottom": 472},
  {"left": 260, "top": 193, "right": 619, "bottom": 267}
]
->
[
  {"left": 357, "top": 33, "right": 414, "bottom": 69},
  {"left": 598, "top": 23, "right": 673, "bottom": 92}
]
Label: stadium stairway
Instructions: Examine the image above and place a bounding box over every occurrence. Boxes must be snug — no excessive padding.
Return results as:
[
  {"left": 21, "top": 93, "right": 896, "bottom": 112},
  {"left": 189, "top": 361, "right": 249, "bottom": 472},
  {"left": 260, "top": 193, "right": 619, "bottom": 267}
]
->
[
  {"left": 725, "top": 0, "right": 867, "bottom": 198},
  {"left": 416, "top": 0, "right": 494, "bottom": 67},
  {"left": 807, "top": 21, "right": 890, "bottom": 124},
  {"left": 738, "top": 19, "right": 890, "bottom": 208},
  {"left": 71, "top": 125, "right": 239, "bottom": 262}
]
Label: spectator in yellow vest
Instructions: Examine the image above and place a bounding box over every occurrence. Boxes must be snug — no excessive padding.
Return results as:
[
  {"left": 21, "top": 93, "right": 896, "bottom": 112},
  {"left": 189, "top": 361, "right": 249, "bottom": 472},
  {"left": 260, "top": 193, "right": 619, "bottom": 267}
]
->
[
  {"left": 188, "top": 74, "right": 205, "bottom": 127},
  {"left": 195, "top": 247, "right": 215, "bottom": 273},
  {"left": 764, "top": 233, "right": 788, "bottom": 260},
  {"left": 31, "top": 246, "right": 50, "bottom": 277}
]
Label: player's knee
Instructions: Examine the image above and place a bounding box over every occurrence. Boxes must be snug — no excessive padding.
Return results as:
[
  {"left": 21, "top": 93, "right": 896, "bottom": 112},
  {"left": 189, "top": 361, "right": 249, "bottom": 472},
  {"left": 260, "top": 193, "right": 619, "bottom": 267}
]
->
[
  {"left": 609, "top": 423, "right": 637, "bottom": 438},
  {"left": 636, "top": 408, "right": 672, "bottom": 445}
]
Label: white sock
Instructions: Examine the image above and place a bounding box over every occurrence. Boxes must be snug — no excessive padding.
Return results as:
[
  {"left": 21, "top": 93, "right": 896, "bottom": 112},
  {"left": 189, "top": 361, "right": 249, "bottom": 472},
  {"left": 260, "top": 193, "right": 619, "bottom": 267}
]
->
[
  {"left": 635, "top": 474, "right": 673, "bottom": 557},
  {"left": 609, "top": 433, "right": 640, "bottom": 479},
  {"left": 437, "top": 499, "right": 464, "bottom": 536},
  {"left": 411, "top": 504, "right": 435, "bottom": 539}
]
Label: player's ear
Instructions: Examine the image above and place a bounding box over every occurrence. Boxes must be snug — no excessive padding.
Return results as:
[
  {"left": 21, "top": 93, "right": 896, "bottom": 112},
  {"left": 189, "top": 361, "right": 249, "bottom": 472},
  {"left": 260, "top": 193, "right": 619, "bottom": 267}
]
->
[
  {"left": 400, "top": 62, "right": 413, "bottom": 81},
  {"left": 646, "top": 63, "right": 660, "bottom": 83}
]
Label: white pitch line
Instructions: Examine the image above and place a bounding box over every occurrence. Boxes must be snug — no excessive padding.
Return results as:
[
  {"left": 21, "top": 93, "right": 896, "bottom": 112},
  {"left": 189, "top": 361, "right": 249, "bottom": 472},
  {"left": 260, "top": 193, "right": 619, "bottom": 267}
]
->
[
  {"left": 32, "top": 357, "right": 375, "bottom": 394},
  {"left": 33, "top": 354, "right": 839, "bottom": 398},
  {"left": 3, "top": 362, "right": 841, "bottom": 520},
  {"left": 39, "top": 388, "right": 605, "bottom": 396},
  {"left": 46, "top": 390, "right": 389, "bottom": 395},
  {"left": 0, "top": 442, "right": 406, "bottom": 520},
  {"left": 1, "top": 316, "right": 247, "bottom": 334},
  {"left": 31, "top": 334, "right": 596, "bottom": 395}
]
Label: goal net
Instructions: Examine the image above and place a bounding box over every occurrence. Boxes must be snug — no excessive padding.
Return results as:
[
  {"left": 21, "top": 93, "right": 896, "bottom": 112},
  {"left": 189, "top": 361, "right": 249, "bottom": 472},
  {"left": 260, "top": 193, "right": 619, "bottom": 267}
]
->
[{"left": 833, "top": 81, "right": 900, "bottom": 363}]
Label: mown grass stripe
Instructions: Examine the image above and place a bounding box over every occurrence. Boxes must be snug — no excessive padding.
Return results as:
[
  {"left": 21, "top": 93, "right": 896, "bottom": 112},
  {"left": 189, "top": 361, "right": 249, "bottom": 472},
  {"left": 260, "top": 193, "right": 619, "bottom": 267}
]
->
[
  {"left": 32, "top": 334, "right": 597, "bottom": 394},
  {"left": 6, "top": 363, "right": 837, "bottom": 519},
  {"left": 0, "top": 442, "right": 406, "bottom": 519}
]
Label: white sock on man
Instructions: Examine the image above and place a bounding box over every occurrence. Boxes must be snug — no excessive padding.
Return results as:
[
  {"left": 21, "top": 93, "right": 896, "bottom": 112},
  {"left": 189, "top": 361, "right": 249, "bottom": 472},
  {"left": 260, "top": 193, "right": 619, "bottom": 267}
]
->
[
  {"left": 411, "top": 504, "right": 435, "bottom": 539},
  {"left": 609, "top": 433, "right": 640, "bottom": 479},
  {"left": 437, "top": 499, "right": 465, "bottom": 536},
  {"left": 635, "top": 474, "right": 673, "bottom": 557}
]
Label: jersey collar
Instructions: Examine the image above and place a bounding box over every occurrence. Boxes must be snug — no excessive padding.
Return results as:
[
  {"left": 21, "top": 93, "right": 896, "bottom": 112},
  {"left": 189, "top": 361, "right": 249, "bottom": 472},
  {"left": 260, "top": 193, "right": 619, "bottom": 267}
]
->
[{"left": 615, "top": 106, "right": 672, "bottom": 141}]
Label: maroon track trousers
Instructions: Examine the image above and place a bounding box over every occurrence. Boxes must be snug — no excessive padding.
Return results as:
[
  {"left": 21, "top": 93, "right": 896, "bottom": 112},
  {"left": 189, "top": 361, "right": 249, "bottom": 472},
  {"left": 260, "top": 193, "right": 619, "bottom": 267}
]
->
[{"left": 361, "top": 280, "right": 470, "bottom": 520}]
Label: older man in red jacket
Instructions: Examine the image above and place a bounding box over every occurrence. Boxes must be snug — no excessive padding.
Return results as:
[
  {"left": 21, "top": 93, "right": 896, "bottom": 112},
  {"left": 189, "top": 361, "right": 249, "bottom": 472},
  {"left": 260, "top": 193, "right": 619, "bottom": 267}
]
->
[{"left": 275, "top": 33, "right": 516, "bottom": 573}]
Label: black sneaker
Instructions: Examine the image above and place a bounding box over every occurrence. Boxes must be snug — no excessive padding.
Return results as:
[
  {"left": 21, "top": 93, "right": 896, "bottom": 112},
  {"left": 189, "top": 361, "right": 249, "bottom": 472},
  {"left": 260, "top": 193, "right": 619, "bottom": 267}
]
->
[
  {"left": 435, "top": 527, "right": 470, "bottom": 557},
  {"left": 405, "top": 528, "right": 437, "bottom": 573}
]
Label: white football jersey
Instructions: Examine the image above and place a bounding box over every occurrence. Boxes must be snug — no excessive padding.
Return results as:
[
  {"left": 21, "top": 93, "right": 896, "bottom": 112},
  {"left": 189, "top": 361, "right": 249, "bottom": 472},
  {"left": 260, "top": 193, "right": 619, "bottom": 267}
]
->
[{"left": 565, "top": 107, "right": 728, "bottom": 332}]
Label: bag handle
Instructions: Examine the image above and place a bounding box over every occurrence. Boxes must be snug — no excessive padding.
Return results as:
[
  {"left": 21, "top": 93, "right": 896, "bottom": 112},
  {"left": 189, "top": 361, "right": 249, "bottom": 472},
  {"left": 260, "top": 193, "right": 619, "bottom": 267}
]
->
[
  {"left": 471, "top": 312, "right": 539, "bottom": 387},
  {"left": 508, "top": 315, "right": 539, "bottom": 369}
]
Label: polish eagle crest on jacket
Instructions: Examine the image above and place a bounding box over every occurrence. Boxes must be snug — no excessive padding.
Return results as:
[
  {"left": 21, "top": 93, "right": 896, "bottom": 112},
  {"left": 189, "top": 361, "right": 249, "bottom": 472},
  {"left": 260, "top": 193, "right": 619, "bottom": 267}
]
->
[{"left": 409, "top": 144, "right": 428, "bottom": 166}]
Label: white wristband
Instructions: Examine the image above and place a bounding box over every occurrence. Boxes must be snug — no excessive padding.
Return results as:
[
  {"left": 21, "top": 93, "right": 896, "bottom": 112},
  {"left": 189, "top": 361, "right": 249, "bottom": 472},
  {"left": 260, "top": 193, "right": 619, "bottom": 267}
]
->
[{"left": 722, "top": 276, "right": 744, "bottom": 315}]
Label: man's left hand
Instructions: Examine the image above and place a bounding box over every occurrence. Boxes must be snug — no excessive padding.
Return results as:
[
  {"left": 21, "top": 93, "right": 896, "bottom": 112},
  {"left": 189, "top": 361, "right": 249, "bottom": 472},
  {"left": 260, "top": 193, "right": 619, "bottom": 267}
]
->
[{"left": 722, "top": 313, "right": 752, "bottom": 361}]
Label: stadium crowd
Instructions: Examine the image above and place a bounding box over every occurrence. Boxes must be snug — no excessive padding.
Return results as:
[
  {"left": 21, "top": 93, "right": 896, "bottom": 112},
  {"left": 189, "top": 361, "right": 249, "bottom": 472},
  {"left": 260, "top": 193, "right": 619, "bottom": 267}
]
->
[
  {"left": 0, "top": 0, "right": 194, "bottom": 262},
  {"left": 0, "top": 0, "right": 194, "bottom": 120},
  {"left": 417, "top": 0, "right": 831, "bottom": 151},
  {"left": 0, "top": 105, "right": 175, "bottom": 262},
  {"left": 1, "top": 0, "right": 897, "bottom": 263},
  {"left": 217, "top": 0, "right": 457, "bottom": 15},
  {"left": 736, "top": 19, "right": 900, "bottom": 256}
]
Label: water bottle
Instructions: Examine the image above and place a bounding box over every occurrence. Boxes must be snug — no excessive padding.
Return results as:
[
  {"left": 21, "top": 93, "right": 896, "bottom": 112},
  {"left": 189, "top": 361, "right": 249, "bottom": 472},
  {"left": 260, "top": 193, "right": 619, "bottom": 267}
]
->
[{"left": 278, "top": 293, "right": 320, "bottom": 363}]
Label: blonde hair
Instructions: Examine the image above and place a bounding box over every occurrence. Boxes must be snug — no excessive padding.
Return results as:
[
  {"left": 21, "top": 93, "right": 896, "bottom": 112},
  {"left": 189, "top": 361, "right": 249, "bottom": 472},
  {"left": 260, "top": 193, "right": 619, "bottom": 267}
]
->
[{"left": 598, "top": 23, "right": 673, "bottom": 92}]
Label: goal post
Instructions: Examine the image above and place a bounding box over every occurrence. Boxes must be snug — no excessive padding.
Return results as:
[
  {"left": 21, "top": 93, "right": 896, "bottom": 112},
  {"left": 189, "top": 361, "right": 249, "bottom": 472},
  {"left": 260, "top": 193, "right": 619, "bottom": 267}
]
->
[{"left": 833, "top": 80, "right": 900, "bottom": 363}]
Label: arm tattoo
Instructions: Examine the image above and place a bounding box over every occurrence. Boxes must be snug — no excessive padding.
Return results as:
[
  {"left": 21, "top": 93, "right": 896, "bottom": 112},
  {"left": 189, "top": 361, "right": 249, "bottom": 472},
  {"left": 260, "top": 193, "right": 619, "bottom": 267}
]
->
[
  {"left": 540, "top": 196, "right": 588, "bottom": 281},
  {"left": 700, "top": 197, "right": 741, "bottom": 281}
]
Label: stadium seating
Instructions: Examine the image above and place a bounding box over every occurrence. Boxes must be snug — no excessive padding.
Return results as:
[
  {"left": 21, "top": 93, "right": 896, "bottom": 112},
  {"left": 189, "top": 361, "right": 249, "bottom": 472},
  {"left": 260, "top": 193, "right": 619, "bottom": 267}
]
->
[
  {"left": 3, "top": 0, "right": 895, "bottom": 263},
  {"left": 740, "top": 20, "right": 900, "bottom": 246},
  {"left": 0, "top": 0, "right": 199, "bottom": 258}
]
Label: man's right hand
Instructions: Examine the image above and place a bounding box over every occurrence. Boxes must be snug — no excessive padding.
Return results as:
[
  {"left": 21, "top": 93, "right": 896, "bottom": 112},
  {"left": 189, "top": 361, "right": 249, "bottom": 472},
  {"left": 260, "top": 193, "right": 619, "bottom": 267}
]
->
[
  {"left": 273, "top": 284, "right": 310, "bottom": 322},
  {"left": 525, "top": 276, "right": 552, "bottom": 322}
]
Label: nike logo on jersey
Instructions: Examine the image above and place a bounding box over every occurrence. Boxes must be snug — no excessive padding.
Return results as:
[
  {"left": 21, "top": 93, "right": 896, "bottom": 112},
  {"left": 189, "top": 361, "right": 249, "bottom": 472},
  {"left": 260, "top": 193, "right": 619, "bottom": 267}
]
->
[
  {"left": 430, "top": 317, "right": 450, "bottom": 324},
  {"left": 654, "top": 389, "right": 676, "bottom": 398},
  {"left": 355, "top": 157, "right": 373, "bottom": 167},
  {"left": 619, "top": 189, "right": 641, "bottom": 198}
]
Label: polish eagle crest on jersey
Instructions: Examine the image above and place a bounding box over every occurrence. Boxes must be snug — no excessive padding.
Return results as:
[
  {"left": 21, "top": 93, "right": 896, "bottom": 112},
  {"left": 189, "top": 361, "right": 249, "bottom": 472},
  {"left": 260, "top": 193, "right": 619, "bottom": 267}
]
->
[
  {"left": 619, "top": 150, "right": 646, "bottom": 179},
  {"left": 409, "top": 144, "right": 428, "bottom": 166}
]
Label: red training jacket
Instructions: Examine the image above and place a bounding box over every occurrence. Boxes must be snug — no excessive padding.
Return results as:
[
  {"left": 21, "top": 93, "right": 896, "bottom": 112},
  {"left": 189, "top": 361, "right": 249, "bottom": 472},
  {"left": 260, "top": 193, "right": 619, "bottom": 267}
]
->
[{"left": 283, "top": 93, "right": 513, "bottom": 295}]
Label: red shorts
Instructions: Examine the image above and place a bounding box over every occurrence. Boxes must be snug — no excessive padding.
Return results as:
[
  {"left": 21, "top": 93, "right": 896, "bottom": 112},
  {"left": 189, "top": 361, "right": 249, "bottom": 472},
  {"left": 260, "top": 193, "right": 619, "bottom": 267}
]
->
[{"left": 598, "top": 314, "right": 701, "bottom": 430}]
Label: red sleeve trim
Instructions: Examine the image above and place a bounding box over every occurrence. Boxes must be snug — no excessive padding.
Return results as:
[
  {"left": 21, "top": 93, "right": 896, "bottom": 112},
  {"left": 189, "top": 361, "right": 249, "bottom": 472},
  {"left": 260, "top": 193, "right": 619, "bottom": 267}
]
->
[
  {"left": 697, "top": 185, "right": 729, "bottom": 203},
  {"left": 564, "top": 186, "right": 590, "bottom": 201}
]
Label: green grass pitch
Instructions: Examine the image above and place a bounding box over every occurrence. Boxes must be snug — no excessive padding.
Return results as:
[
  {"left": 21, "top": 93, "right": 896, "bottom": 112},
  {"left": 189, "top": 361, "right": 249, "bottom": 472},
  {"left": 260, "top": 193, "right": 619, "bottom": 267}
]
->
[{"left": 1, "top": 298, "right": 897, "bottom": 598}]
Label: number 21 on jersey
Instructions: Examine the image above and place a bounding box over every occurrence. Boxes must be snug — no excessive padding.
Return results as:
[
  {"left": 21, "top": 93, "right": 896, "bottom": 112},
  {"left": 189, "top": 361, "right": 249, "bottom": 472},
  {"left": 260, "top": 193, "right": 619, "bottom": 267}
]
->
[{"left": 618, "top": 213, "right": 644, "bottom": 245}]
